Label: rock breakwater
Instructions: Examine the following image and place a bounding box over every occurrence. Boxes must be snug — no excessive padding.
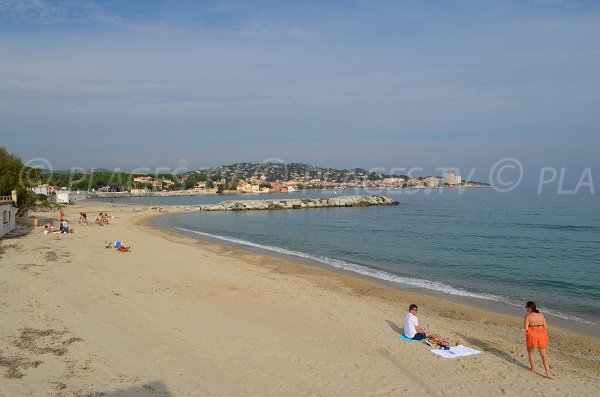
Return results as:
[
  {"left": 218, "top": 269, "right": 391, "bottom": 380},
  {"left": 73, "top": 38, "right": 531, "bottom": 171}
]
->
[{"left": 197, "top": 195, "right": 398, "bottom": 211}]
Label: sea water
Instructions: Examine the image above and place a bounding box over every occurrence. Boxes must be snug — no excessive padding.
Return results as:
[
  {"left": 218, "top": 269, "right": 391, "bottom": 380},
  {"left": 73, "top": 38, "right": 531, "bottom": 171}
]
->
[{"left": 111, "top": 188, "right": 600, "bottom": 329}]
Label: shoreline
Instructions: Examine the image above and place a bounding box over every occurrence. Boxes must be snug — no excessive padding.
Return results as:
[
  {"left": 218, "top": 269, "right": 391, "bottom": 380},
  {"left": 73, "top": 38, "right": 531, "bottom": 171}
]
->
[
  {"left": 2, "top": 202, "right": 599, "bottom": 396},
  {"left": 150, "top": 211, "right": 600, "bottom": 338},
  {"left": 138, "top": 209, "right": 600, "bottom": 365}
]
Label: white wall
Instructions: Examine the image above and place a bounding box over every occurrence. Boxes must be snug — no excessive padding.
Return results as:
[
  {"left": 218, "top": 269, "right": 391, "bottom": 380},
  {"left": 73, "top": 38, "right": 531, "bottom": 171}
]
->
[
  {"left": 0, "top": 203, "right": 17, "bottom": 238},
  {"left": 56, "top": 191, "right": 70, "bottom": 204}
]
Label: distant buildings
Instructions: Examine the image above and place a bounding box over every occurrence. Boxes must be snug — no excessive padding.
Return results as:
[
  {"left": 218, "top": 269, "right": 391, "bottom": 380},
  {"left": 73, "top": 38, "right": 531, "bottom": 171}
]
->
[
  {"left": 424, "top": 176, "right": 439, "bottom": 187},
  {"left": 27, "top": 164, "right": 481, "bottom": 197},
  {"left": 443, "top": 172, "right": 463, "bottom": 186},
  {"left": 133, "top": 175, "right": 175, "bottom": 190},
  {"left": 32, "top": 184, "right": 56, "bottom": 196}
]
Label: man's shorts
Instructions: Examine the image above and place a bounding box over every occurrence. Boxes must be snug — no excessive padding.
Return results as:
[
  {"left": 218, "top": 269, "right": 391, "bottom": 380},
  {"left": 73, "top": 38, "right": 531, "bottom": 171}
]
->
[{"left": 411, "top": 332, "right": 427, "bottom": 341}]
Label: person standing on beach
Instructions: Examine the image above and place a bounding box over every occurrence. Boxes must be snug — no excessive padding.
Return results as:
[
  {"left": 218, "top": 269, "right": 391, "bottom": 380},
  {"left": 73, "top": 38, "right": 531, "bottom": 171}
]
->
[
  {"left": 403, "top": 304, "right": 437, "bottom": 340},
  {"left": 524, "top": 301, "right": 552, "bottom": 379}
]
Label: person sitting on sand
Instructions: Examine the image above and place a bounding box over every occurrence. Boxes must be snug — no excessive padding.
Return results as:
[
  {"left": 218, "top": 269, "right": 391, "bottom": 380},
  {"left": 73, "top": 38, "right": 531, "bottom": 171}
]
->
[
  {"left": 524, "top": 301, "right": 552, "bottom": 379},
  {"left": 116, "top": 245, "right": 131, "bottom": 252},
  {"left": 96, "top": 212, "right": 108, "bottom": 225},
  {"left": 403, "top": 303, "right": 438, "bottom": 340},
  {"left": 60, "top": 219, "right": 69, "bottom": 234},
  {"left": 44, "top": 223, "right": 58, "bottom": 234}
]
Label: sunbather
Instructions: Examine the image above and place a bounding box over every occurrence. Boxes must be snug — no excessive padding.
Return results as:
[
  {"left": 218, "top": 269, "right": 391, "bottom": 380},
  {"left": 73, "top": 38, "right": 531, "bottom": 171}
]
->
[
  {"left": 44, "top": 223, "right": 58, "bottom": 234},
  {"left": 403, "top": 304, "right": 439, "bottom": 340}
]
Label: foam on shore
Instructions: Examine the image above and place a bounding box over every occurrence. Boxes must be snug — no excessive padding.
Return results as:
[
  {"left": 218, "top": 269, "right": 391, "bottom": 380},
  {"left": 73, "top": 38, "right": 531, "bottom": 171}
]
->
[{"left": 172, "top": 225, "right": 598, "bottom": 328}]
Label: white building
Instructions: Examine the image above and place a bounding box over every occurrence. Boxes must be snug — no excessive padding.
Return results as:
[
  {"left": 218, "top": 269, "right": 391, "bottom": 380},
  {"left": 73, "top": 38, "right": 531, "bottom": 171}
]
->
[
  {"left": 424, "top": 176, "right": 439, "bottom": 187},
  {"left": 0, "top": 192, "right": 17, "bottom": 238},
  {"left": 33, "top": 184, "right": 54, "bottom": 196},
  {"left": 444, "top": 172, "right": 459, "bottom": 186},
  {"left": 56, "top": 190, "right": 72, "bottom": 204}
]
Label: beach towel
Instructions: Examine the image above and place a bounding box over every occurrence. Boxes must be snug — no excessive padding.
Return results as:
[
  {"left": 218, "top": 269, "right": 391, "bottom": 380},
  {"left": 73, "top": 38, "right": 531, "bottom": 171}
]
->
[
  {"left": 397, "top": 335, "right": 420, "bottom": 342},
  {"left": 114, "top": 241, "right": 122, "bottom": 248},
  {"left": 430, "top": 345, "right": 481, "bottom": 359}
]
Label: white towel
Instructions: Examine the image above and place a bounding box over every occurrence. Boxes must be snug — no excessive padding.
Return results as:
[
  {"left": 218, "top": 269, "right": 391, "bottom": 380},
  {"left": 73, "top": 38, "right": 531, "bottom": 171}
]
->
[{"left": 430, "top": 344, "right": 481, "bottom": 359}]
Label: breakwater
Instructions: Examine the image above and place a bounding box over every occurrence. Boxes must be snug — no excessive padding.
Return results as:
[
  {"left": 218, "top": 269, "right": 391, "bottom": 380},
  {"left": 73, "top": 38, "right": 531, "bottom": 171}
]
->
[{"left": 172, "top": 195, "right": 398, "bottom": 212}]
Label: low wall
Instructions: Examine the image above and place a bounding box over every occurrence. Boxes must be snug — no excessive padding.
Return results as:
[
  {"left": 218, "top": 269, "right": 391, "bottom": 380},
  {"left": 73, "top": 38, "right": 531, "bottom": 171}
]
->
[{"left": 16, "top": 216, "right": 39, "bottom": 227}]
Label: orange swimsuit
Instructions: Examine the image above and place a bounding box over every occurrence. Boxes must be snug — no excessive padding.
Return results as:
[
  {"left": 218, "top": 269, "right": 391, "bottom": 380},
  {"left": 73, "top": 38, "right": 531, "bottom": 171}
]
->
[{"left": 526, "top": 325, "right": 549, "bottom": 349}]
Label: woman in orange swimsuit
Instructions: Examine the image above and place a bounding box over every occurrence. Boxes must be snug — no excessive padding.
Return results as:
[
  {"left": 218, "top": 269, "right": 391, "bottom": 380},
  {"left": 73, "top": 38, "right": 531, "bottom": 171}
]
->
[{"left": 524, "top": 301, "right": 552, "bottom": 379}]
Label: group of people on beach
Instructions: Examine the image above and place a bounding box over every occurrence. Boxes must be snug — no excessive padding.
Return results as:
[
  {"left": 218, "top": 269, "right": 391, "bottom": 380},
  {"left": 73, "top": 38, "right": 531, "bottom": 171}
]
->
[
  {"left": 96, "top": 212, "right": 110, "bottom": 225},
  {"left": 402, "top": 300, "right": 552, "bottom": 379},
  {"left": 77, "top": 211, "right": 111, "bottom": 226},
  {"left": 43, "top": 223, "right": 58, "bottom": 234},
  {"left": 47, "top": 208, "right": 111, "bottom": 234},
  {"left": 43, "top": 219, "right": 70, "bottom": 234}
]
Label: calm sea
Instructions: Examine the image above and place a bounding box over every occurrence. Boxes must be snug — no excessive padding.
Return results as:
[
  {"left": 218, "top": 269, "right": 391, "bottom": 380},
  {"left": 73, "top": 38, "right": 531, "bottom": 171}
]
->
[{"left": 105, "top": 188, "right": 600, "bottom": 329}]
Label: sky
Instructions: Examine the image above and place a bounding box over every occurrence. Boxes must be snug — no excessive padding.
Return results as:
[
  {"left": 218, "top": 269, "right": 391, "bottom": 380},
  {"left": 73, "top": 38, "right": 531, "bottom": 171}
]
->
[{"left": 1, "top": 0, "right": 599, "bottom": 185}]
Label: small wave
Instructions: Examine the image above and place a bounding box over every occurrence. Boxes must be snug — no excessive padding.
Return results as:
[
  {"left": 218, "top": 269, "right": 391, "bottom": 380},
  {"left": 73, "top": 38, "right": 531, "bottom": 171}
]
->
[
  {"left": 173, "top": 226, "right": 506, "bottom": 301},
  {"left": 506, "top": 223, "right": 598, "bottom": 232},
  {"left": 172, "top": 226, "right": 600, "bottom": 327},
  {"left": 541, "top": 308, "right": 599, "bottom": 326},
  {"left": 538, "top": 225, "right": 597, "bottom": 232}
]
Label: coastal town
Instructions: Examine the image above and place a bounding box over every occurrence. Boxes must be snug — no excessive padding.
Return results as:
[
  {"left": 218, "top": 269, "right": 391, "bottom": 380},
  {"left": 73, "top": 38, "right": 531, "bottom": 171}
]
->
[{"left": 28, "top": 162, "right": 490, "bottom": 200}]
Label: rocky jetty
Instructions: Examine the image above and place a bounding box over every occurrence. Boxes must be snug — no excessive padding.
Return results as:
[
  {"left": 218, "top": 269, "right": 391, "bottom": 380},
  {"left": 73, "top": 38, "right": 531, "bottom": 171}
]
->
[{"left": 197, "top": 195, "right": 398, "bottom": 211}]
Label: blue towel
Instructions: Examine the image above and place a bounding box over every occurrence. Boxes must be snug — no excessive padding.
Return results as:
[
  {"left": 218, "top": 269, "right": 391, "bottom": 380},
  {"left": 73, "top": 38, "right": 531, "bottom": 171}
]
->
[
  {"left": 114, "top": 241, "right": 122, "bottom": 248},
  {"left": 397, "top": 335, "right": 420, "bottom": 342}
]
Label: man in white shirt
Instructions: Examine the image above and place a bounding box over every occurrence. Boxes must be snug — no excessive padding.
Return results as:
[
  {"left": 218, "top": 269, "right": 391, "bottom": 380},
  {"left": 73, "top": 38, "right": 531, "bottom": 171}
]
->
[{"left": 403, "top": 304, "right": 437, "bottom": 340}]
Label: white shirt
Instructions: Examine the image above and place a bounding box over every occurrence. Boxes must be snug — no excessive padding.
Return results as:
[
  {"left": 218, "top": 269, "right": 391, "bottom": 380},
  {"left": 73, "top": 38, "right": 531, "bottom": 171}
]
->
[{"left": 403, "top": 312, "right": 419, "bottom": 338}]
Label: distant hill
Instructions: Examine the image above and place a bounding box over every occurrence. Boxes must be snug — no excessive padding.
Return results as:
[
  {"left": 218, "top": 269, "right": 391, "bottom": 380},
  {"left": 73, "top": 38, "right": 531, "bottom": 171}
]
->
[{"left": 182, "top": 162, "right": 409, "bottom": 183}]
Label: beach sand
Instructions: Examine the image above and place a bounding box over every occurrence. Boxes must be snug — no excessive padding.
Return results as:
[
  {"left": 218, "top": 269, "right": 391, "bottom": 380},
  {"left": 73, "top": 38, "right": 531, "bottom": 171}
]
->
[{"left": 1, "top": 204, "right": 599, "bottom": 397}]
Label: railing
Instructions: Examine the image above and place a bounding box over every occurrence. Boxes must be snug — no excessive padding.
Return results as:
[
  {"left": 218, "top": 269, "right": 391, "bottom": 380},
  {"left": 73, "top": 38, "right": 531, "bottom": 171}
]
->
[{"left": 0, "top": 195, "right": 13, "bottom": 202}]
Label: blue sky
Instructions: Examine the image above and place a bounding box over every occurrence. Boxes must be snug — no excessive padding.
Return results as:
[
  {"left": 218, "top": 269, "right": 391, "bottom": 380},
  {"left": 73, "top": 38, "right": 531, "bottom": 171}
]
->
[{"left": 1, "top": 0, "right": 599, "bottom": 182}]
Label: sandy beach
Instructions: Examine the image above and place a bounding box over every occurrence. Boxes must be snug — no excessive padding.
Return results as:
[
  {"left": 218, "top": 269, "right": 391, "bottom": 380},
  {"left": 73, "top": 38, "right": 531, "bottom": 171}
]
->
[{"left": 1, "top": 203, "right": 599, "bottom": 397}]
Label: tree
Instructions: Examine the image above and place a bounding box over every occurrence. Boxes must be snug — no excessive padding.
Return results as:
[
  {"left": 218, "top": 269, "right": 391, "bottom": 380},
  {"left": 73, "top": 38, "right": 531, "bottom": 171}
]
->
[
  {"left": 0, "top": 147, "right": 22, "bottom": 197},
  {"left": 0, "top": 147, "right": 54, "bottom": 216},
  {"left": 228, "top": 178, "right": 240, "bottom": 190},
  {"left": 31, "top": 167, "right": 42, "bottom": 184}
]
